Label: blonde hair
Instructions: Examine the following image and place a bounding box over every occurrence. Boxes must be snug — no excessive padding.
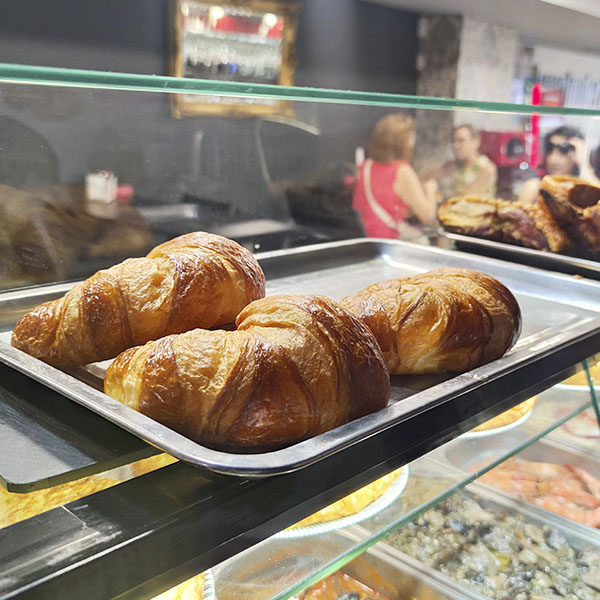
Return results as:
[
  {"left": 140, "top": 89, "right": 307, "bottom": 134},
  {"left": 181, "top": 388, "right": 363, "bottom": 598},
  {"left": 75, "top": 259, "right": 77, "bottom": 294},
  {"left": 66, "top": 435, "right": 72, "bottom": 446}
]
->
[{"left": 368, "top": 113, "right": 415, "bottom": 163}]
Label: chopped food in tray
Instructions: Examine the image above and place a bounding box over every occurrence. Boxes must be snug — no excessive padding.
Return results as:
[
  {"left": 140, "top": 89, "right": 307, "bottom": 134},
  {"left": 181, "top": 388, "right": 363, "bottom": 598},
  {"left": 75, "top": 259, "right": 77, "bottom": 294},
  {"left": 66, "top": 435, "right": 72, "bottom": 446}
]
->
[
  {"left": 386, "top": 492, "right": 600, "bottom": 600},
  {"left": 477, "top": 457, "right": 600, "bottom": 528},
  {"left": 292, "top": 572, "right": 391, "bottom": 600},
  {"left": 561, "top": 409, "right": 600, "bottom": 440}
]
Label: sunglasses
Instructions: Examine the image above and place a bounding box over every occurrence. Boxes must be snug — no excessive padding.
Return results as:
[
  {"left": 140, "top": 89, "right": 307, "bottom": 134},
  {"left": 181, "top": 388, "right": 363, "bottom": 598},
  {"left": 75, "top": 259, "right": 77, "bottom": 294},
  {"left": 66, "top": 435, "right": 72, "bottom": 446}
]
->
[{"left": 545, "top": 141, "right": 575, "bottom": 156}]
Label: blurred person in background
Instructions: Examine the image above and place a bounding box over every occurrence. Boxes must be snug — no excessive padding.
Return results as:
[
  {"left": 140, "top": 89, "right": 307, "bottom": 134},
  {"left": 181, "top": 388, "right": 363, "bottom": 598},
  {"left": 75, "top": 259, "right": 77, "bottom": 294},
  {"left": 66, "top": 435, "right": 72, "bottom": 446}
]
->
[
  {"left": 584, "top": 144, "right": 600, "bottom": 187},
  {"left": 423, "top": 124, "right": 498, "bottom": 201},
  {"left": 352, "top": 113, "right": 436, "bottom": 240},
  {"left": 518, "top": 125, "right": 584, "bottom": 205}
]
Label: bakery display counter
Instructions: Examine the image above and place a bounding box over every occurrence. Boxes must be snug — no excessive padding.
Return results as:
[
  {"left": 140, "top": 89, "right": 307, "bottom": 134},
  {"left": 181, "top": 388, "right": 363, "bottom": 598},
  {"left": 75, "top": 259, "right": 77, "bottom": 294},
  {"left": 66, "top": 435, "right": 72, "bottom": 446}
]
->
[
  {"left": 1, "top": 64, "right": 600, "bottom": 599},
  {"left": 1, "top": 247, "right": 599, "bottom": 599}
]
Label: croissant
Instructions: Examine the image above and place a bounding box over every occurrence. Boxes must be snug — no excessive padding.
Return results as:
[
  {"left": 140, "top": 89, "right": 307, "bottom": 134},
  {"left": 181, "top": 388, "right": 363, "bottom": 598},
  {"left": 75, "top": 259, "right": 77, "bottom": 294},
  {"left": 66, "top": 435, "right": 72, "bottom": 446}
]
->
[
  {"left": 340, "top": 268, "right": 521, "bottom": 375},
  {"left": 11, "top": 232, "right": 266, "bottom": 367},
  {"left": 104, "top": 294, "right": 390, "bottom": 450}
]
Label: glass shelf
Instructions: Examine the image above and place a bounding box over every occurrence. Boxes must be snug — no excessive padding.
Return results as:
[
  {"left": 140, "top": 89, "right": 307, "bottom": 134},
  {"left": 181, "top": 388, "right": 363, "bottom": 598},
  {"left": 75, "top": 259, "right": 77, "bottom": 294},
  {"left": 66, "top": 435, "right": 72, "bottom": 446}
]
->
[
  {"left": 2, "top": 63, "right": 600, "bottom": 115},
  {"left": 211, "top": 358, "right": 599, "bottom": 600}
]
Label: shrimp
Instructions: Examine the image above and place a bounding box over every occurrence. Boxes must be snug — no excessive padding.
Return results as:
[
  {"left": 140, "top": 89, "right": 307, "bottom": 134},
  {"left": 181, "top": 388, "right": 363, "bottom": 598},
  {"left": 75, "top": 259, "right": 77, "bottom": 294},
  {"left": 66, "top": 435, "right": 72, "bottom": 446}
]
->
[
  {"left": 478, "top": 470, "right": 539, "bottom": 495},
  {"left": 565, "top": 464, "right": 600, "bottom": 498},
  {"left": 510, "top": 458, "right": 571, "bottom": 480},
  {"left": 537, "top": 480, "right": 600, "bottom": 510},
  {"left": 530, "top": 496, "right": 600, "bottom": 528}
]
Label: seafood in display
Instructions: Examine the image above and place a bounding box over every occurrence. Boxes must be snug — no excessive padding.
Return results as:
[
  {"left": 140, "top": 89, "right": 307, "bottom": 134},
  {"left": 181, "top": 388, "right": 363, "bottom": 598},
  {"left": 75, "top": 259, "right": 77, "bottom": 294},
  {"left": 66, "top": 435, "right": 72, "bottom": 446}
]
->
[
  {"left": 477, "top": 457, "right": 600, "bottom": 528},
  {"left": 386, "top": 493, "right": 600, "bottom": 599}
]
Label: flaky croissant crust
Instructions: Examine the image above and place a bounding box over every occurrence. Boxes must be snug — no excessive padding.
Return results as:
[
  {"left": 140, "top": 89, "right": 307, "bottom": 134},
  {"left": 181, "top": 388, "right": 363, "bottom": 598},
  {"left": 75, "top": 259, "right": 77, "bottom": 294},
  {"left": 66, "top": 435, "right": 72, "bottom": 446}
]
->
[
  {"left": 341, "top": 268, "right": 521, "bottom": 375},
  {"left": 104, "top": 294, "right": 390, "bottom": 450},
  {"left": 11, "top": 232, "right": 266, "bottom": 367}
]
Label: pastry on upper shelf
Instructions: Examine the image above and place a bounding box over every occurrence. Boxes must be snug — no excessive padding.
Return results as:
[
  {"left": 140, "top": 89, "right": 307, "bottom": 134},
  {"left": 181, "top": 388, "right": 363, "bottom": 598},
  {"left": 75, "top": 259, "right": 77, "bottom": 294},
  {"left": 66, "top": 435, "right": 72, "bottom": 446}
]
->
[
  {"left": 11, "top": 232, "right": 266, "bottom": 367},
  {"left": 539, "top": 175, "right": 600, "bottom": 256},
  {"left": 104, "top": 295, "right": 390, "bottom": 450},
  {"left": 437, "top": 194, "right": 569, "bottom": 253},
  {"left": 341, "top": 268, "right": 521, "bottom": 375}
]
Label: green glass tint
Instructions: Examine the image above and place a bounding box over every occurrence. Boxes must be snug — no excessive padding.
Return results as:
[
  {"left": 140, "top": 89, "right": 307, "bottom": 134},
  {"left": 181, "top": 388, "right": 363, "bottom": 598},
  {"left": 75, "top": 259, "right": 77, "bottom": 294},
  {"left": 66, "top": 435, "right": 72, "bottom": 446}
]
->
[
  {"left": 3, "top": 63, "right": 600, "bottom": 115},
  {"left": 212, "top": 358, "right": 600, "bottom": 600}
]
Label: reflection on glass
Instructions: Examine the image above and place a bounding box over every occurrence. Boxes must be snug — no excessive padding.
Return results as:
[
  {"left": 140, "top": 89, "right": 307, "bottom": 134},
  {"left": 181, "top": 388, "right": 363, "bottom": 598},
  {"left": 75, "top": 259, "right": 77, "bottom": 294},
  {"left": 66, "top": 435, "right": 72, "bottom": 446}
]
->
[
  {"left": 181, "top": 1, "right": 284, "bottom": 85},
  {"left": 171, "top": 1, "right": 299, "bottom": 116}
]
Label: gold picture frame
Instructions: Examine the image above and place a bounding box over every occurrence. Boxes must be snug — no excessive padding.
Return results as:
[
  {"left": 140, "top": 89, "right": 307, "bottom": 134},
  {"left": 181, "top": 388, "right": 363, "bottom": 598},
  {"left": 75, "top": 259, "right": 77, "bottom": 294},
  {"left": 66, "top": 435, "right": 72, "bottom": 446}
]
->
[{"left": 170, "top": 0, "right": 300, "bottom": 118}]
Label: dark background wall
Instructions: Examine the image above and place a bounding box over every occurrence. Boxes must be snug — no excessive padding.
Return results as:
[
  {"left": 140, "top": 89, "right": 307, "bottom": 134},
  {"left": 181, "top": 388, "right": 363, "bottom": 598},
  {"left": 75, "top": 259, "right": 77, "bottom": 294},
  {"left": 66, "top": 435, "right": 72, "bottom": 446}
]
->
[{"left": 0, "top": 0, "right": 418, "bottom": 219}]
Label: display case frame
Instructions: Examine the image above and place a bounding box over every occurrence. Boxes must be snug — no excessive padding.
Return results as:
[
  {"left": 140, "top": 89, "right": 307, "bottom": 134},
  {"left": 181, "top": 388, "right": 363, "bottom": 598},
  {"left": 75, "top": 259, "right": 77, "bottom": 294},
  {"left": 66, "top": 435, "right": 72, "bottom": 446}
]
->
[{"left": 1, "top": 63, "right": 600, "bottom": 599}]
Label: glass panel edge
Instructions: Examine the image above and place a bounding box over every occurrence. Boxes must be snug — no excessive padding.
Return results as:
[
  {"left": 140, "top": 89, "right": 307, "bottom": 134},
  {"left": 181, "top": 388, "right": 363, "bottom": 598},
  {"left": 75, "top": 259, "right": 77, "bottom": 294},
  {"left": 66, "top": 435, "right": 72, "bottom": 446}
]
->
[{"left": 2, "top": 63, "right": 600, "bottom": 116}]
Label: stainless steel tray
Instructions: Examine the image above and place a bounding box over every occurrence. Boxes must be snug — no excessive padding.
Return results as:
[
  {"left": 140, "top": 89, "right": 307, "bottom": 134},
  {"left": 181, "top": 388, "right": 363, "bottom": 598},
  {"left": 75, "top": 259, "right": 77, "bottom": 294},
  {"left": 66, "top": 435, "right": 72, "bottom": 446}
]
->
[
  {"left": 439, "top": 230, "right": 600, "bottom": 279},
  {"left": 2, "top": 238, "right": 600, "bottom": 478},
  {"left": 370, "top": 481, "right": 600, "bottom": 599},
  {"left": 214, "top": 528, "right": 462, "bottom": 599},
  {"left": 440, "top": 400, "right": 600, "bottom": 537}
]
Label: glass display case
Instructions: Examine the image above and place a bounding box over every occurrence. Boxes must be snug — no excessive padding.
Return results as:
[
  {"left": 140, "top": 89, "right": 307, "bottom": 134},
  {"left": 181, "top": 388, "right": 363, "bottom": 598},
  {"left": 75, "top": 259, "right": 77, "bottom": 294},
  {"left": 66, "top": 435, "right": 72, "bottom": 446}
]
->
[{"left": 0, "top": 64, "right": 600, "bottom": 600}]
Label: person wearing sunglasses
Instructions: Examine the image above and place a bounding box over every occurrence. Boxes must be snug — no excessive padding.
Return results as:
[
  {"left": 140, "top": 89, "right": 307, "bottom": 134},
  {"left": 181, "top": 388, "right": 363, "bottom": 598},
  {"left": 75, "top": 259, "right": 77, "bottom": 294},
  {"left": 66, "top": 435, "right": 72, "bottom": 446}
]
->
[{"left": 518, "top": 125, "right": 584, "bottom": 205}]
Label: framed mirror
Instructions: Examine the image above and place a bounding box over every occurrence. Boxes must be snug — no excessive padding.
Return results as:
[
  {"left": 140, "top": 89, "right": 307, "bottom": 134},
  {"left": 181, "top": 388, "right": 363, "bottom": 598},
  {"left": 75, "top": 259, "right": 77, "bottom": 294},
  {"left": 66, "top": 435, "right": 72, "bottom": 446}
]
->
[{"left": 170, "top": 0, "right": 301, "bottom": 117}]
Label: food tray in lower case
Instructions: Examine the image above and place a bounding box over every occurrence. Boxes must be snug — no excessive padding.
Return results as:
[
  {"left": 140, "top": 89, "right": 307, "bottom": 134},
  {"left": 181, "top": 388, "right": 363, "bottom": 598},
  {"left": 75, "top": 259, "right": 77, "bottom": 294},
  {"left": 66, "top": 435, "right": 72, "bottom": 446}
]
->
[
  {"left": 214, "top": 529, "right": 467, "bottom": 599},
  {"left": 442, "top": 409, "right": 600, "bottom": 536},
  {"left": 439, "top": 230, "right": 600, "bottom": 280},
  {"left": 272, "top": 466, "right": 409, "bottom": 539},
  {"left": 1, "top": 238, "right": 600, "bottom": 478},
  {"left": 370, "top": 481, "right": 600, "bottom": 600}
]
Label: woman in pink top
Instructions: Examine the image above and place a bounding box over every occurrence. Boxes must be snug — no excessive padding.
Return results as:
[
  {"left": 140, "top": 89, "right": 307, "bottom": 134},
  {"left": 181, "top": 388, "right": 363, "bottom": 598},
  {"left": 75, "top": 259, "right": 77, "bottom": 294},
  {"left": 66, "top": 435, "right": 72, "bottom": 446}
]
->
[{"left": 353, "top": 114, "right": 436, "bottom": 238}]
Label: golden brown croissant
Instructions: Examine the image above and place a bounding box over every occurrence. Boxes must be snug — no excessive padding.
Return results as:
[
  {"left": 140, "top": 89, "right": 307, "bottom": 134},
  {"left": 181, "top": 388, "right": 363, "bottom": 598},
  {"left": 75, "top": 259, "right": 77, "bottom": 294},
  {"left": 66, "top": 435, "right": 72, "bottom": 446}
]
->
[
  {"left": 11, "top": 232, "right": 266, "bottom": 367},
  {"left": 104, "top": 294, "right": 390, "bottom": 450},
  {"left": 340, "top": 268, "right": 521, "bottom": 375}
]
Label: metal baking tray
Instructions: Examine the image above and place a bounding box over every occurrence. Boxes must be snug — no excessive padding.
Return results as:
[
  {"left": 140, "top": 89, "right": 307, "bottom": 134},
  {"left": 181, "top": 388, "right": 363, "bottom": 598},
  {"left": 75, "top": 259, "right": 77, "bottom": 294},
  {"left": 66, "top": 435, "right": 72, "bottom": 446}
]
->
[
  {"left": 439, "top": 230, "right": 600, "bottom": 280},
  {"left": 371, "top": 481, "right": 600, "bottom": 599},
  {"left": 1, "top": 238, "right": 600, "bottom": 479}
]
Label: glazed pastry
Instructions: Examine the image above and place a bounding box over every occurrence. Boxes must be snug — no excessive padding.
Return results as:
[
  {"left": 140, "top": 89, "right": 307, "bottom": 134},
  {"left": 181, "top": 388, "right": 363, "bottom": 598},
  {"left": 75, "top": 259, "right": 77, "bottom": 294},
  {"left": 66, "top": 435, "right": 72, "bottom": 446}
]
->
[
  {"left": 341, "top": 268, "right": 521, "bottom": 375},
  {"left": 540, "top": 175, "right": 600, "bottom": 255},
  {"left": 104, "top": 295, "right": 390, "bottom": 450},
  {"left": 11, "top": 232, "right": 266, "bottom": 367},
  {"left": 437, "top": 194, "right": 569, "bottom": 253}
]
